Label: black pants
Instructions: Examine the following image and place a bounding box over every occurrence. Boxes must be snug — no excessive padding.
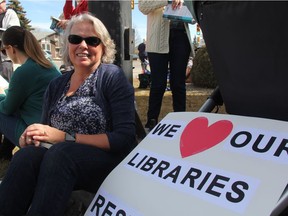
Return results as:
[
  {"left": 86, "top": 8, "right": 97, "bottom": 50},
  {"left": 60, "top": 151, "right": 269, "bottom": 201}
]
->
[
  {"left": 195, "top": 1, "right": 288, "bottom": 121},
  {"left": 147, "top": 28, "right": 191, "bottom": 121}
]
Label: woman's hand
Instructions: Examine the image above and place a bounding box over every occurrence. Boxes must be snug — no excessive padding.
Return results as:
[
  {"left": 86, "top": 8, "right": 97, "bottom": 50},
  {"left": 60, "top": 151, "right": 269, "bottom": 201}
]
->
[
  {"left": 171, "top": 0, "right": 183, "bottom": 10},
  {"left": 0, "top": 86, "right": 6, "bottom": 95},
  {"left": 57, "top": 19, "right": 69, "bottom": 29},
  {"left": 19, "top": 124, "right": 65, "bottom": 148}
]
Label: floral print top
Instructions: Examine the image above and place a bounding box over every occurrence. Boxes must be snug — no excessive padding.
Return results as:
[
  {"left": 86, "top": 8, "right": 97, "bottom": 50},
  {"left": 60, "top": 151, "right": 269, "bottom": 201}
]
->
[{"left": 50, "top": 70, "right": 106, "bottom": 134}]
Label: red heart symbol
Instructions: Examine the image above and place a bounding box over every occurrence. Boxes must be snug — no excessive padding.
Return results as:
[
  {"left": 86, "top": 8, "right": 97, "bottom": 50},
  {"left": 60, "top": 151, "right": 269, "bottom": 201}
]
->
[{"left": 180, "top": 117, "right": 233, "bottom": 158}]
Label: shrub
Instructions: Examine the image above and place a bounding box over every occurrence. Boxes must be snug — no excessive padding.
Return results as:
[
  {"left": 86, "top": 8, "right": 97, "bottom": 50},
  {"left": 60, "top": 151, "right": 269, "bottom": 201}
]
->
[{"left": 191, "top": 46, "right": 218, "bottom": 88}]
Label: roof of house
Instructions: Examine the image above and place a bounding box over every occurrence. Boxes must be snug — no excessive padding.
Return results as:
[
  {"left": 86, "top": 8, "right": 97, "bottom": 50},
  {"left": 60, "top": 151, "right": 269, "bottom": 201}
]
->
[{"left": 31, "top": 30, "right": 56, "bottom": 41}]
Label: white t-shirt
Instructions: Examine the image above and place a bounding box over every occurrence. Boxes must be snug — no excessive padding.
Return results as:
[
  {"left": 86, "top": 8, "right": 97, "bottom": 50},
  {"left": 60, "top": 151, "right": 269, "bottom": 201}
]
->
[
  {"left": 2, "top": 8, "right": 20, "bottom": 28},
  {"left": 0, "top": 9, "right": 20, "bottom": 62}
]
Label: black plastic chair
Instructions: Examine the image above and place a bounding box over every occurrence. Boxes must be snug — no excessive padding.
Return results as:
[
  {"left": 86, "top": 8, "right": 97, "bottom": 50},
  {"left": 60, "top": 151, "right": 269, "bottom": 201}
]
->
[{"left": 190, "top": 2, "right": 288, "bottom": 215}]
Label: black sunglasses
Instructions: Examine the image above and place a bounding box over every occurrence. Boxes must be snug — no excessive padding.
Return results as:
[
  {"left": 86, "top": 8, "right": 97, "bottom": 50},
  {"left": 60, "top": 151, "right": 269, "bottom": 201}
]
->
[{"left": 68, "top": 35, "right": 101, "bottom": 47}]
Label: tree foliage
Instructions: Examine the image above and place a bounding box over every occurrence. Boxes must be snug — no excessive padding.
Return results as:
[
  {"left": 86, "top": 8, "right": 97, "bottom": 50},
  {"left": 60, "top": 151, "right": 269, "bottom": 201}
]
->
[
  {"left": 191, "top": 46, "right": 218, "bottom": 88},
  {"left": 7, "top": 0, "right": 33, "bottom": 30}
]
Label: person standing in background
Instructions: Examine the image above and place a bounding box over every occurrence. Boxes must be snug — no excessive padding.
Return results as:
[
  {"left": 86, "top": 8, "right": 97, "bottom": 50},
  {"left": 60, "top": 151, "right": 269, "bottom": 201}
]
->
[
  {"left": 139, "top": 0, "right": 191, "bottom": 131},
  {"left": 57, "top": 0, "right": 88, "bottom": 73},
  {"left": 57, "top": 0, "right": 88, "bottom": 30},
  {"left": 138, "top": 39, "right": 148, "bottom": 73},
  {"left": 185, "top": 56, "right": 193, "bottom": 83},
  {"left": 0, "top": 0, "right": 20, "bottom": 82}
]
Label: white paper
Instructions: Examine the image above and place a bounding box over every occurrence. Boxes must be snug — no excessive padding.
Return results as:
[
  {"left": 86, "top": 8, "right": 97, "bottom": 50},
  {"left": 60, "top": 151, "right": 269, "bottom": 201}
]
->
[
  {"left": 50, "top": 16, "right": 63, "bottom": 34},
  {"left": 163, "top": 3, "right": 193, "bottom": 23},
  {"left": 0, "top": 75, "right": 8, "bottom": 89}
]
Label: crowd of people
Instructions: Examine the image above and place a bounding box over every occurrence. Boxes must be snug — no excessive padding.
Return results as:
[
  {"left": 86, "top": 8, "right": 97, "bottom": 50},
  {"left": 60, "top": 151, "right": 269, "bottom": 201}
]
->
[
  {"left": 0, "top": 0, "right": 137, "bottom": 215},
  {"left": 5, "top": 0, "right": 286, "bottom": 214},
  {"left": 0, "top": 0, "right": 197, "bottom": 213},
  {"left": 0, "top": 12, "right": 137, "bottom": 215},
  {"left": 0, "top": 0, "right": 286, "bottom": 215}
]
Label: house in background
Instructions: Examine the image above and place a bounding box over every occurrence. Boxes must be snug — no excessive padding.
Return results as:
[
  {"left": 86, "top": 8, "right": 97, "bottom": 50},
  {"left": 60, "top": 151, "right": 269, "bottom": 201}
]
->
[{"left": 32, "top": 31, "right": 62, "bottom": 60}]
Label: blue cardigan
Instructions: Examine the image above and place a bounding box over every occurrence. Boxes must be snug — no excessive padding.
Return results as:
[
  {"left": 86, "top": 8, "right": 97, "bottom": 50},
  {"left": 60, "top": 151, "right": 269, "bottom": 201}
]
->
[{"left": 41, "top": 63, "right": 137, "bottom": 155}]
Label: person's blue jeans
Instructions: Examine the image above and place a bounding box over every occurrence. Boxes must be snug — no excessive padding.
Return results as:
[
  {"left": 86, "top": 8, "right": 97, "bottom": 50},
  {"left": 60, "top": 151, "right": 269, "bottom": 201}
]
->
[
  {"left": 0, "top": 112, "right": 26, "bottom": 146},
  {"left": 0, "top": 142, "right": 123, "bottom": 216},
  {"left": 147, "top": 28, "right": 191, "bottom": 122}
]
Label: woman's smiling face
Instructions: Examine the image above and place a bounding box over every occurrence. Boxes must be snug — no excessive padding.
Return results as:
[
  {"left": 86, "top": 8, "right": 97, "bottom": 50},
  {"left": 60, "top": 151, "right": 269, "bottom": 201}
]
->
[{"left": 68, "top": 20, "right": 103, "bottom": 72}]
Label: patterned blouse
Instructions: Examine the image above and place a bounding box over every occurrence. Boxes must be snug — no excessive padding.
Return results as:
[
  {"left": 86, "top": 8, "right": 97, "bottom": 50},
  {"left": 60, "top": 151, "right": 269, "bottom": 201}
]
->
[{"left": 50, "top": 70, "right": 107, "bottom": 134}]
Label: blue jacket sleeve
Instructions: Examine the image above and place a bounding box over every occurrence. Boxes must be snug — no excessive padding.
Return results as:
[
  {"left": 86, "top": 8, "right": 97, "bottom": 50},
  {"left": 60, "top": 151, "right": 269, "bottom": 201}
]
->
[{"left": 99, "top": 65, "right": 137, "bottom": 153}]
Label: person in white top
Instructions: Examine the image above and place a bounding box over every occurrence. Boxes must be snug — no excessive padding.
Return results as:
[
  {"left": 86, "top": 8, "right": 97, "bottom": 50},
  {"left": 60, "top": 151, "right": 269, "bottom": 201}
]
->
[
  {"left": 139, "top": 0, "right": 191, "bottom": 130},
  {"left": 0, "top": 0, "right": 20, "bottom": 82}
]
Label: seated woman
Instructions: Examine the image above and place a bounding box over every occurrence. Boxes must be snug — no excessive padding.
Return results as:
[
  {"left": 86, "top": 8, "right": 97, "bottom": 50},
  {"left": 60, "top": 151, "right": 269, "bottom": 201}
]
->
[
  {"left": 0, "top": 13, "right": 136, "bottom": 215},
  {"left": 0, "top": 26, "right": 61, "bottom": 158}
]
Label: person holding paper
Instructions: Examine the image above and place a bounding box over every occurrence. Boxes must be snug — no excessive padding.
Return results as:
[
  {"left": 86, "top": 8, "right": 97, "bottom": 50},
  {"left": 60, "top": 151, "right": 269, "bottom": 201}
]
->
[
  {"left": 57, "top": 0, "right": 88, "bottom": 30},
  {"left": 0, "top": 13, "right": 136, "bottom": 215},
  {"left": 0, "top": 26, "right": 60, "bottom": 158},
  {"left": 0, "top": 0, "right": 19, "bottom": 28},
  {"left": 139, "top": 0, "right": 191, "bottom": 131}
]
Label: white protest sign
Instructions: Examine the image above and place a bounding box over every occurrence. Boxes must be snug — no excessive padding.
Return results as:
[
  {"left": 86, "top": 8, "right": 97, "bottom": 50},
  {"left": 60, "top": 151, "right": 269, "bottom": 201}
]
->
[{"left": 85, "top": 112, "right": 288, "bottom": 216}]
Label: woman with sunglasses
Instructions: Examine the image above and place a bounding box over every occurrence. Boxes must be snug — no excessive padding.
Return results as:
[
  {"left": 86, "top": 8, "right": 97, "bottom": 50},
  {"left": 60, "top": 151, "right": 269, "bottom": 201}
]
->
[
  {"left": 0, "top": 26, "right": 60, "bottom": 157},
  {"left": 0, "top": 13, "right": 136, "bottom": 215}
]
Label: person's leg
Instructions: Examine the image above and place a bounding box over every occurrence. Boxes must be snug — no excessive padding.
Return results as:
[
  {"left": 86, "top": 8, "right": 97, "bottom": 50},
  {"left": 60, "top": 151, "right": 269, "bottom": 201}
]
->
[
  {"left": 169, "top": 29, "right": 191, "bottom": 112},
  {"left": 27, "top": 142, "right": 121, "bottom": 216},
  {"left": 0, "top": 113, "right": 27, "bottom": 160},
  {"left": 0, "top": 138, "right": 14, "bottom": 160},
  {"left": 0, "top": 146, "right": 47, "bottom": 216},
  {"left": 146, "top": 52, "right": 169, "bottom": 128}
]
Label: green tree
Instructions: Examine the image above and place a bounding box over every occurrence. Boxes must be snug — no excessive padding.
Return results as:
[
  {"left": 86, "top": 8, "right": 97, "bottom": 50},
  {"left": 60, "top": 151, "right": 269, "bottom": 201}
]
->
[
  {"left": 7, "top": 0, "right": 33, "bottom": 30},
  {"left": 191, "top": 46, "right": 218, "bottom": 88}
]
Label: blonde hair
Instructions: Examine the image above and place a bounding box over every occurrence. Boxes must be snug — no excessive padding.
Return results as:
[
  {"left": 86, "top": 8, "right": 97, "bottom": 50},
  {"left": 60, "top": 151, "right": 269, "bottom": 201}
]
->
[{"left": 61, "top": 13, "right": 116, "bottom": 66}]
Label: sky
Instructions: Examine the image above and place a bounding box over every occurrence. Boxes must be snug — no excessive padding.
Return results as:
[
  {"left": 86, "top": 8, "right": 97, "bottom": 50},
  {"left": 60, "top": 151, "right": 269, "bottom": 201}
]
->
[
  {"left": 19, "top": 0, "right": 196, "bottom": 43},
  {"left": 19, "top": 1, "right": 147, "bottom": 39}
]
